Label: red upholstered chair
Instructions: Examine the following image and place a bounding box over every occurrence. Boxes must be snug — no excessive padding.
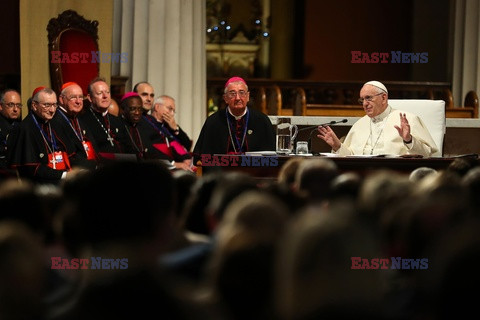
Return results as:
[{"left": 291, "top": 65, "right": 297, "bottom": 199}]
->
[{"left": 47, "top": 10, "right": 99, "bottom": 96}]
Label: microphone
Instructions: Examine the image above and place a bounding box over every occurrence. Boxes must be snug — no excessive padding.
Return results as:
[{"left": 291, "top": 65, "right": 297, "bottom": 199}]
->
[
  {"left": 305, "top": 119, "right": 348, "bottom": 153},
  {"left": 298, "top": 119, "right": 348, "bottom": 132}
]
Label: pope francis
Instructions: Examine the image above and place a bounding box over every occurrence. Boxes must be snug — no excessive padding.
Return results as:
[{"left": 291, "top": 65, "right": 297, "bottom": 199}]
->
[{"left": 317, "top": 80, "right": 438, "bottom": 157}]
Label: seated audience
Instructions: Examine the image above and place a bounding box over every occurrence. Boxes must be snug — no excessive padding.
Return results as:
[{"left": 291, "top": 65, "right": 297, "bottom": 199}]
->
[
  {"left": 50, "top": 161, "right": 216, "bottom": 319},
  {"left": 274, "top": 202, "right": 385, "bottom": 320},
  {"left": 0, "top": 222, "right": 47, "bottom": 320},
  {"left": 203, "top": 190, "right": 289, "bottom": 320}
]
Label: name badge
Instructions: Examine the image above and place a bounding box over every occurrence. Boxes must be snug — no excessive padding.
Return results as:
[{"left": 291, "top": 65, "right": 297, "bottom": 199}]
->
[
  {"left": 82, "top": 141, "right": 96, "bottom": 160},
  {"left": 48, "top": 151, "right": 71, "bottom": 171}
]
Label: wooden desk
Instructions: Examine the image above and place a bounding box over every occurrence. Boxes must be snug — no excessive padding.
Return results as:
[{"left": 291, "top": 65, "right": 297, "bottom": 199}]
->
[
  {"left": 268, "top": 116, "right": 480, "bottom": 156},
  {"left": 199, "top": 154, "right": 479, "bottom": 179}
]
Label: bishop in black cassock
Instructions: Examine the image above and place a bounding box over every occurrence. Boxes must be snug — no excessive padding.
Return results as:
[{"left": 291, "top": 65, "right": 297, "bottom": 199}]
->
[
  {"left": 119, "top": 93, "right": 191, "bottom": 167},
  {"left": 0, "top": 108, "right": 21, "bottom": 178},
  {"left": 7, "top": 88, "right": 90, "bottom": 185},
  {"left": 78, "top": 78, "right": 136, "bottom": 162},
  {"left": 193, "top": 77, "right": 275, "bottom": 163},
  {"left": 52, "top": 81, "right": 98, "bottom": 169}
]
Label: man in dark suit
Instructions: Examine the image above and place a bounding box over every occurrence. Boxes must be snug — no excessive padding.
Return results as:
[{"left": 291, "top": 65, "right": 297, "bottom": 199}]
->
[{"left": 0, "top": 89, "right": 22, "bottom": 179}]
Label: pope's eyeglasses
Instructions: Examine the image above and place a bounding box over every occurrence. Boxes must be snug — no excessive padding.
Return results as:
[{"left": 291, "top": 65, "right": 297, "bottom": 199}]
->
[{"left": 358, "top": 92, "right": 384, "bottom": 105}]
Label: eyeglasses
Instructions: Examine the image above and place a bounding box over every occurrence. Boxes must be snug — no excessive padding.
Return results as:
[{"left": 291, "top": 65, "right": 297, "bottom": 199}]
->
[
  {"left": 66, "top": 95, "right": 84, "bottom": 101},
  {"left": 128, "top": 107, "right": 143, "bottom": 113},
  {"left": 2, "top": 102, "right": 23, "bottom": 109},
  {"left": 225, "top": 90, "right": 248, "bottom": 99},
  {"left": 358, "top": 92, "right": 384, "bottom": 105},
  {"left": 34, "top": 101, "right": 57, "bottom": 109}
]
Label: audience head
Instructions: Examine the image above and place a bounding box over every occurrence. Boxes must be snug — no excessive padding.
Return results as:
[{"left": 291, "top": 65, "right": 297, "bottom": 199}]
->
[
  {"left": 359, "top": 80, "right": 388, "bottom": 118},
  {"left": 330, "top": 171, "right": 362, "bottom": 202},
  {"left": 59, "top": 82, "right": 84, "bottom": 116},
  {"left": 120, "top": 92, "right": 143, "bottom": 124},
  {"left": 294, "top": 158, "right": 338, "bottom": 203},
  {"left": 275, "top": 202, "right": 383, "bottom": 320},
  {"left": 31, "top": 87, "right": 57, "bottom": 121},
  {"left": 358, "top": 169, "right": 412, "bottom": 221},
  {"left": 0, "top": 89, "right": 22, "bottom": 121},
  {"left": 182, "top": 172, "right": 225, "bottom": 235},
  {"left": 446, "top": 157, "right": 476, "bottom": 178},
  {"left": 277, "top": 157, "right": 304, "bottom": 190},
  {"left": 172, "top": 170, "right": 198, "bottom": 223},
  {"left": 152, "top": 95, "right": 176, "bottom": 122},
  {"left": 0, "top": 222, "right": 46, "bottom": 320},
  {"left": 206, "top": 171, "right": 258, "bottom": 232},
  {"left": 60, "top": 161, "right": 175, "bottom": 256},
  {"left": 461, "top": 166, "right": 480, "bottom": 210},
  {"left": 207, "top": 190, "right": 289, "bottom": 320},
  {"left": 422, "top": 219, "right": 480, "bottom": 320},
  {"left": 409, "top": 166, "right": 438, "bottom": 183},
  {"left": 87, "top": 77, "right": 111, "bottom": 112},
  {"left": 133, "top": 81, "right": 155, "bottom": 113},
  {"left": 0, "top": 179, "right": 48, "bottom": 237},
  {"left": 223, "top": 76, "right": 249, "bottom": 117},
  {"left": 381, "top": 170, "right": 472, "bottom": 261}
]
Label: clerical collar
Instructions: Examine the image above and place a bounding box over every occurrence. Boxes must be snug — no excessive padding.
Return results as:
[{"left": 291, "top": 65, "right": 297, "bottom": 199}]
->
[
  {"left": 227, "top": 107, "right": 248, "bottom": 120},
  {"left": 58, "top": 106, "right": 73, "bottom": 118},
  {"left": 123, "top": 115, "right": 137, "bottom": 127},
  {"left": 91, "top": 106, "right": 109, "bottom": 117},
  {"left": 371, "top": 105, "right": 392, "bottom": 123},
  {"left": 33, "top": 113, "right": 48, "bottom": 124}
]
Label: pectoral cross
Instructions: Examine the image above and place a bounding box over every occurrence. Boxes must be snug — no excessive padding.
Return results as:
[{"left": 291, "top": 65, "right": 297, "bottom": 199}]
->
[
  {"left": 50, "top": 156, "right": 57, "bottom": 169},
  {"left": 107, "top": 135, "right": 115, "bottom": 147}
]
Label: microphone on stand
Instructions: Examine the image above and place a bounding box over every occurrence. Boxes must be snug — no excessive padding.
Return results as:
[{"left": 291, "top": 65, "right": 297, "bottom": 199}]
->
[
  {"left": 304, "top": 119, "right": 348, "bottom": 153},
  {"left": 298, "top": 119, "right": 348, "bottom": 132}
]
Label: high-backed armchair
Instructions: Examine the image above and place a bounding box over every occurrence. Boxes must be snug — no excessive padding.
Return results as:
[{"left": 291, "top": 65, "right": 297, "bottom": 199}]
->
[
  {"left": 389, "top": 99, "right": 446, "bottom": 157},
  {"left": 47, "top": 10, "right": 99, "bottom": 96}
]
